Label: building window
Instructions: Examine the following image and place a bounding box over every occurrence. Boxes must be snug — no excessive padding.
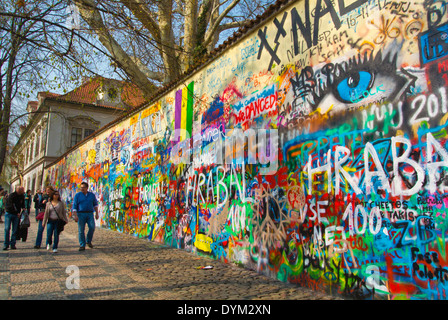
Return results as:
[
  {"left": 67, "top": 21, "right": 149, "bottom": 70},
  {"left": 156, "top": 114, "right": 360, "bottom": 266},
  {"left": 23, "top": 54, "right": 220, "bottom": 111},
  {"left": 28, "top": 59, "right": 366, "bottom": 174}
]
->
[
  {"left": 35, "top": 135, "right": 40, "bottom": 157},
  {"left": 67, "top": 116, "right": 99, "bottom": 150},
  {"left": 70, "top": 127, "right": 95, "bottom": 148},
  {"left": 30, "top": 140, "right": 34, "bottom": 161},
  {"left": 84, "top": 128, "right": 95, "bottom": 139},
  {"left": 108, "top": 87, "right": 118, "bottom": 100},
  {"left": 41, "top": 127, "right": 46, "bottom": 152},
  {"left": 32, "top": 176, "right": 36, "bottom": 194},
  {"left": 71, "top": 127, "right": 83, "bottom": 147}
]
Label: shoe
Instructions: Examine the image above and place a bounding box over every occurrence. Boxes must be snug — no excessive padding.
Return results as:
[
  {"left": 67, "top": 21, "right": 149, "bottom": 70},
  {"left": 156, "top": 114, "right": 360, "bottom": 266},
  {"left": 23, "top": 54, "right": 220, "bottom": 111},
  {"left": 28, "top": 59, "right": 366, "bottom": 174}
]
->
[
  {"left": 34, "top": 246, "right": 40, "bottom": 249},
  {"left": 11, "top": 246, "right": 16, "bottom": 250},
  {"left": 79, "top": 247, "right": 85, "bottom": 251},
  {"left": 87, "top": 243, "right": 93, "bottom": 248},
  {"left": 2, "top": 247, "right": 8, "bottom": 251},
  {"left": 47, "top": 244, "right": 50, "bottom": 250},
  {"left": 52, "top": 249, "right": 58, "bottom": 253}
]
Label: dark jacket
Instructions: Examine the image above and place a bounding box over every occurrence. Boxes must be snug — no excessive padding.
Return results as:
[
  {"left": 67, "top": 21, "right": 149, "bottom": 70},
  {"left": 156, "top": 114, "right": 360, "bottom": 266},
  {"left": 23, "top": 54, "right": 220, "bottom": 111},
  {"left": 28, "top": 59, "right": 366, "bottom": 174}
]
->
[
  {"left": 39, "top": 194, "right": 49, "bottom": 210},
  {"left": 24, "top": 194, "right": 32, "bottom": 211},
  {"left": 33, "top": 193, "right": 42, "bottom": 210},
  {"left": 5, "top": 192, "right": 25, "bottom": 215}
]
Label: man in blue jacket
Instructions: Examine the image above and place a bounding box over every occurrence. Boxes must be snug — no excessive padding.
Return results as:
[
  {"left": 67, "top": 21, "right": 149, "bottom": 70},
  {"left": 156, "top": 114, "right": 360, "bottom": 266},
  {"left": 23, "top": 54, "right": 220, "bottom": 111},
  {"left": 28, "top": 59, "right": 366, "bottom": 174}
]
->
[{"left": 72, "top": 182, "right": 99, "bottom": 251}]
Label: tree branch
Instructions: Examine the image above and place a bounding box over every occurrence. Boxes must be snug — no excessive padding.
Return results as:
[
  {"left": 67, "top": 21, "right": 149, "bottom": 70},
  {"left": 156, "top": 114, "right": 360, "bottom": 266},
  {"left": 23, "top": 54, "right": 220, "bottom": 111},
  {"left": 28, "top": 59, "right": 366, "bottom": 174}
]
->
[
  {"left": 202, "top": 0, "right": 241, "bottom": 48},
  {"left": 73, "top": 0, "right": 158, "bottom": 98}
]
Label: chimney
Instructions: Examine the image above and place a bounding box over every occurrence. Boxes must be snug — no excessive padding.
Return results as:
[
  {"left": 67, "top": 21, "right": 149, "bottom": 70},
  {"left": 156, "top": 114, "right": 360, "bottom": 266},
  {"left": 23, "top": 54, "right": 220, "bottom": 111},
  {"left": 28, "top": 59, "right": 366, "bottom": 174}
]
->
[{"left": 26, "top": 101, "right": 38, "bottom": 113}]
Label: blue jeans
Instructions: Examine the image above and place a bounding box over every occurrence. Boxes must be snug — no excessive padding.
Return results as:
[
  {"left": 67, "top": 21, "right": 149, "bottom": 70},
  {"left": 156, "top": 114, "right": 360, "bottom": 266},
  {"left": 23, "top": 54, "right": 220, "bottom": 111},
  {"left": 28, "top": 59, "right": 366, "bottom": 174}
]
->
[
  {"left": 46, "top": 220, "right": 59, "bottom": 250},
  {"left": 4, "top": 212, "right": 19, "bottom": 248},
  {"left": 35, "top": 220, "right": 44, "bottom": 247},
  {"left": 77, "top": 212, "right": 95, "bottom": 248}
]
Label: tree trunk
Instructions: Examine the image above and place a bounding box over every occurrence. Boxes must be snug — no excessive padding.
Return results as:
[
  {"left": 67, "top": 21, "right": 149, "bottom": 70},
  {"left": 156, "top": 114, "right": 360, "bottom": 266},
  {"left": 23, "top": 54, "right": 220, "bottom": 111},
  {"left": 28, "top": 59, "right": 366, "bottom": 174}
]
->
[
  {"left": 120, "top": 0, "right": 181, "bottom": 84},
  {"left": 0, "top": 34, "right": 19, "bottom": 178},
  {"left": 183, "top": 0, "right": 198, "bottom": 70},
  {"left": 157, "top": 0, "right": 182, "bottom": 83},
  {"left": 207, "top": 0, "right": 220, "bottom": 52},
  {"left": 195, "top": 0, "right": 214, "bottom": 60},
  {"left": 74, "top": 0, "right": 158, "bottom": 99}
]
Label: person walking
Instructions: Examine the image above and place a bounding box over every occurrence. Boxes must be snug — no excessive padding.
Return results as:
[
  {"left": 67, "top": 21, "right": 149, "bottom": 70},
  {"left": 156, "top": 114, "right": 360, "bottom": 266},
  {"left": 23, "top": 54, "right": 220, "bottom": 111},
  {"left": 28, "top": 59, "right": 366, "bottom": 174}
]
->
[
  {"left": 34, "top": 211, "right": 45, "bottom": 249},
  {"left": 34, "top": 187, "right": 54, "bottom": 249},
  {"left": 33, "top": 189, "right": 43, "bottom": 220},
  {"left": 42, "top": 190, "right": 68, "bottom": 253},
  {"left": 0, "top": 189, "right": 6, "bottom": 223},
  {"left": 34, "top": 190, "right": 46, "bottom": 249},
  {"left": 24, "top": 190, "right": 32, "bottom": 213},
  {"left": 72, "top": 182, "right": 99, "bottom": 251},
  {"left": 41, "top": 187, "right": 53, "bottom": 209},
  {"left": 16, "top": 190, "right": 32, "bottom": 242},
  {"left": 3, "top": 186, "right": 25, "bottom": 250}
]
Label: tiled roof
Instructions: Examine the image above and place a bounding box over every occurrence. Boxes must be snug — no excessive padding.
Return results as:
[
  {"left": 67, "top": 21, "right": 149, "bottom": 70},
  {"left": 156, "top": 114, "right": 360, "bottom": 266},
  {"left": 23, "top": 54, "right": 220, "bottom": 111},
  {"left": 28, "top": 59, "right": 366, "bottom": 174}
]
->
[
  {"left": 38, "top": 92, "right": 60, "bottom": 98},
  {"left": 42, "top": 77, "right": 146, "bottom": 109},
  {"left": 118, "top": 81, "right": 147, "bottom": 108}
]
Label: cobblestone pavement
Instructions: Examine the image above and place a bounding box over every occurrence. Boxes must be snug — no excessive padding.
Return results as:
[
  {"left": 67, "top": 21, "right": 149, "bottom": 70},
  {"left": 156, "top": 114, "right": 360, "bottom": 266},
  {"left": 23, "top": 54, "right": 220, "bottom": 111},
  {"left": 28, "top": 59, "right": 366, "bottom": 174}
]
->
[{"left": 0, "top": 215, "right": 343, "bottom": 301}]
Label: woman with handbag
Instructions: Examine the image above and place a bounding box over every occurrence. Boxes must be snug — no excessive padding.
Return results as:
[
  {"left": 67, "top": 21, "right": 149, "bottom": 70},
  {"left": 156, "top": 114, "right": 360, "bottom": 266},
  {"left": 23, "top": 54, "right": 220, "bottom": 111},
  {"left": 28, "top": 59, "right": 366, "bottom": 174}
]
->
[
  {"left": 42, "top": 191, "right": 68, "bottom": 253},
  {"left": 34, "top": 187, "right": 54, "bottom": 249}
]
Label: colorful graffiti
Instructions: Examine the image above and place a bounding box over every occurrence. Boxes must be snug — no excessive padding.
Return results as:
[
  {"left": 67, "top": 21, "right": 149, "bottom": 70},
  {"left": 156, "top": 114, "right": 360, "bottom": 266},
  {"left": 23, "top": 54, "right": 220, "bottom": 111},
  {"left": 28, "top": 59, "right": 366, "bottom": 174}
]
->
[{"left": 45, "top": 0, "right": 448, "bottom": 299}]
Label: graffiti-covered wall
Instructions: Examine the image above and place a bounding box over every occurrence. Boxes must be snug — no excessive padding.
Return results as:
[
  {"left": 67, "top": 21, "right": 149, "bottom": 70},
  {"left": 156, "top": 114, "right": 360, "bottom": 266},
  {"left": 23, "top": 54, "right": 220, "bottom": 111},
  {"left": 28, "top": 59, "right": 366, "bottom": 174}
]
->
[{"left": 45, "top": 0, "right": 448, "bottom": 299}]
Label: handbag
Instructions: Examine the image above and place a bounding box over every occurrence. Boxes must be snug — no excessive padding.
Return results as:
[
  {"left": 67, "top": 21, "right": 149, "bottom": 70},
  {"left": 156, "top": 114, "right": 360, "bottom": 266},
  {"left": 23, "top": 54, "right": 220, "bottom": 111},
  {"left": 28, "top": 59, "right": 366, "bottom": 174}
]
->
[
  {"left": 20, "top": 210, "right": 30, "bottom": 229},
  {"left": 51, "top": 202, "right": 67, "bottom": 234},
  {"left": 57, "top": 219, "right": 66, "bottom": 234},
  {"left": 36, "top": 211, "right": 44, "bottom": 221}
]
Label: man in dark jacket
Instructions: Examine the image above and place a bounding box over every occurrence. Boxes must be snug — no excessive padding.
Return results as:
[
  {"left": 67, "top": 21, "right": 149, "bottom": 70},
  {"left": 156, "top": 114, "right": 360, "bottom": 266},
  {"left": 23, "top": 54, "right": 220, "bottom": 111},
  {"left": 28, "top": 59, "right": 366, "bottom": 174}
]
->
[
  {"left": 3, "top": 186, "right": 25, "bottom": 250},
  {"left": 33, "top": 189, "right": 43, "bottom": 218}
]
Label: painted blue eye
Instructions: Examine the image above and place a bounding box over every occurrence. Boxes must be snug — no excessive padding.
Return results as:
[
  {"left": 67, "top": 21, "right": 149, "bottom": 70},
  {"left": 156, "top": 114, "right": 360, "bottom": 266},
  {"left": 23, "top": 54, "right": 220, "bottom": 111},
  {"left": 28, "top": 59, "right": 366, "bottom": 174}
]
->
[{"left": 336, "top": 71, "right": 373, "bottom": 103}]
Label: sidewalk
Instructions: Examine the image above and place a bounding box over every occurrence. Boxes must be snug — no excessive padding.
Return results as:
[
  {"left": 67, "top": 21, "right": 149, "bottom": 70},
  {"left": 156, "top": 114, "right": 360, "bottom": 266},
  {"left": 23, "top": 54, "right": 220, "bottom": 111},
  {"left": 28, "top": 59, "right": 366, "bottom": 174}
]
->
[{"left": 0, "top": 214, "right": 342, "bottom": 300}]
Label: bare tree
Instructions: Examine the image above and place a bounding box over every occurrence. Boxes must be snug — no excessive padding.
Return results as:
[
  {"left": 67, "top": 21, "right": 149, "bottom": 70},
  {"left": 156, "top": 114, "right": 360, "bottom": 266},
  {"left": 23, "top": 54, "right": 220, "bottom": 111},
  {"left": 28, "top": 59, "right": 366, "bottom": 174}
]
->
[
  {"left": 0, "top": 0, "right": 98, "bottom": 176},
  {"left": 0, "top": 0, "right": 272, "bottom": 177},
  {"left": 73, "top": 0, "right": 272, "bottom": 91}
]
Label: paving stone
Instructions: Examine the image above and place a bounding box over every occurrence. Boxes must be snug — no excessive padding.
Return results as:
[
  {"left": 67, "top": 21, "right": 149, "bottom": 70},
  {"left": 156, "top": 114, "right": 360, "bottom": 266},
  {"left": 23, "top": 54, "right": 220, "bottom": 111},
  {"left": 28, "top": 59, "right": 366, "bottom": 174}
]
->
[{"left": 0, "top": 217, "right": 343, "bottom": 300}]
